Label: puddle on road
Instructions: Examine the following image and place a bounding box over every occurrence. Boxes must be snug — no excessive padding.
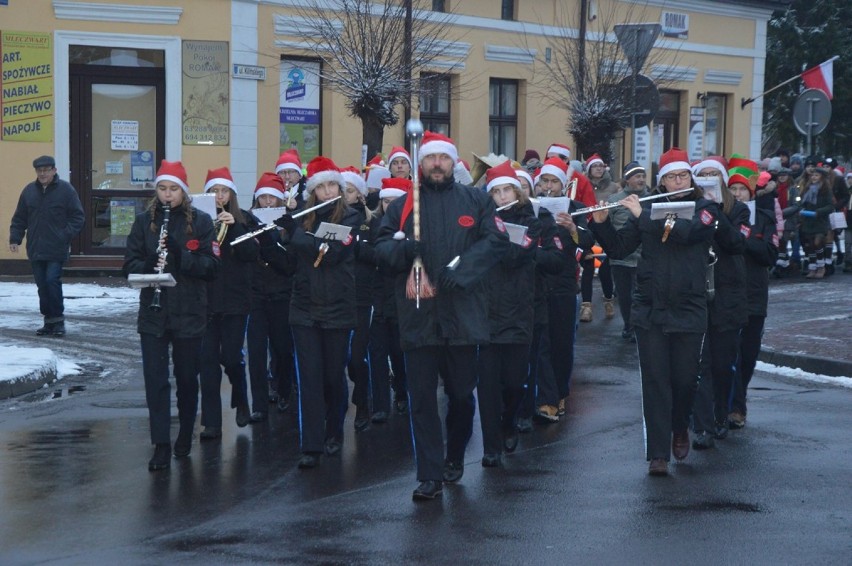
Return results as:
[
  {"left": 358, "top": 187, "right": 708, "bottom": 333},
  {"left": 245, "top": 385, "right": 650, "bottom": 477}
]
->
[
  {"left": 657, "top": 500, "right": 762, "bottom": 513},
  {"left": 22, "top": 363, "right": 102, "bottom": 403}
]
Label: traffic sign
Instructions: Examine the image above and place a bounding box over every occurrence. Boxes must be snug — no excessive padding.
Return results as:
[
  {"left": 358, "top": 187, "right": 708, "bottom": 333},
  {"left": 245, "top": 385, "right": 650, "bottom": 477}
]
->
[
  {"left": 614, "top": 23, "right": 661, "bottom": 74},
  {"left": 617, "top": 74, "right": 659, "bottom": 129},
  {"left": 793, "top": 88, "right": 831, "bottom": 136}
]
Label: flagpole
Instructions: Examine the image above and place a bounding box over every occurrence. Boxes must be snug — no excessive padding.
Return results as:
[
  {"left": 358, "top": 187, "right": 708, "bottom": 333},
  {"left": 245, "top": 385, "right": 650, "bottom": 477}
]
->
[{"left": 741, "top": 55, "right": 839, "bottom": 109}]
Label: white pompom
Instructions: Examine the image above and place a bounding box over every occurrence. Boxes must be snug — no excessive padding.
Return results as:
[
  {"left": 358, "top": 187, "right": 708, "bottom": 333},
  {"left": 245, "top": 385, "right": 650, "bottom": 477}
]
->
[{"left": 393, "top": 231, "right": 406, "bottom": 241}]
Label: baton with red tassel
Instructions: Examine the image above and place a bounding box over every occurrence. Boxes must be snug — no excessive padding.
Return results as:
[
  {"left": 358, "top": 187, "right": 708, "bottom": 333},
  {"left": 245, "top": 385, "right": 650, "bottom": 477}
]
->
[{"left": 404, "top": 119, "right": 436, "bottom": 308}]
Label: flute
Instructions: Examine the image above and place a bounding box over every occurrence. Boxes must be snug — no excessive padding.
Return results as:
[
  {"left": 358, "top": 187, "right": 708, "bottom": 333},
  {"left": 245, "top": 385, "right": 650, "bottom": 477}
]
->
[
  {"left": 496, "top": 200, "right": 519, "bottom": 212},
  {"left": 569, "top": 188, "right": 693, "bottom": 216},
  {"left": 230, "top": 196, "right": 342, "bottom": 246}
]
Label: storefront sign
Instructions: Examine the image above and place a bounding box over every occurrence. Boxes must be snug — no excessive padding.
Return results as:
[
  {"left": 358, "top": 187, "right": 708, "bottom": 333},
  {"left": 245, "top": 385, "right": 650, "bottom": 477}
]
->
[
  {"left": 280, "top": 59, "right": 321, "bottom": 162},
  {"left": 0, "top": 30, "right": 53, "bottom": 141},
  {"left": 182, "top": 40, "right": 229, "bottom": 146},
  {"left": 130, "top": 150, "right": 155, "bottom": 186},
  {"left": 633, "top": 125, "right": 651, "bottom": 175},
  {"left": 110, "top": 119, "right": 139, "bottom": 151},
  {"left": 661, "top": 11, "right": 688, "bottom": 40},
  {"left": 233, "top": 64, "right": 266, "bottom": 81},
  {"left": 687, "top": 107, "right": 705, "bottom": 161}
]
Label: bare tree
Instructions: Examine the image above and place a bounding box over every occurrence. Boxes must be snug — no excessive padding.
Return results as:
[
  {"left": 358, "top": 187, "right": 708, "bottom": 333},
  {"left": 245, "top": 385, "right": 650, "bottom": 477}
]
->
[
  {"left": 527, "top": 2, "right": 681, "bottom": 163},
  {"left": 286, "top": 0, "right": 458, "bottom": 159}
]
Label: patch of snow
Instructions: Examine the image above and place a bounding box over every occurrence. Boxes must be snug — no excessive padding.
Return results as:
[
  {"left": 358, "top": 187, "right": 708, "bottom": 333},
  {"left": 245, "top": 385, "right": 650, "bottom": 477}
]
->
[
  {"left": 0, "top": 346, "right": 57, "bottom": 382},
  {"left": 756, "top": 361, "right": 852, "bottom": 389},
  {"left": 57, "top": 358, "right": 82, "bottom": 379}
]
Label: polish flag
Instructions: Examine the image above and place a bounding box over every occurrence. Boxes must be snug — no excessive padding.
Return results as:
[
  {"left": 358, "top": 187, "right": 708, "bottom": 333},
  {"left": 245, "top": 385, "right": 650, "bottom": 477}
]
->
[{"left": 802, "top": 57, "right": 836, "bottom": 99}]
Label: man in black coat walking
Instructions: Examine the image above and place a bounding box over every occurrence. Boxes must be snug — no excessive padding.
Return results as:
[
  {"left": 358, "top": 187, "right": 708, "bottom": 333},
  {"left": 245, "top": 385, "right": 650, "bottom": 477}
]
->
[
  {"left": 375, "top": 131, "right": 510, "bottom": 501},
  {"left": 9, "top": 155, "right": 84, "bottom": 336}
]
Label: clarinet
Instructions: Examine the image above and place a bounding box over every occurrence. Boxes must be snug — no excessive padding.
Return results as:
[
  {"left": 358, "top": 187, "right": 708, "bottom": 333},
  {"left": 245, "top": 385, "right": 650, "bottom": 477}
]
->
[{"left": 150, "top": 205, "right": 170, "bottom": 312}]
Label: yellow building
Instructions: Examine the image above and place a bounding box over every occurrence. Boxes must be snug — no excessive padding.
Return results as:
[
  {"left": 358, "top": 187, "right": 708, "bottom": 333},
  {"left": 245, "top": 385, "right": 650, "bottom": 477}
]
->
[{"left": 0, "top": 0, "right": 783, "bottom": 268}]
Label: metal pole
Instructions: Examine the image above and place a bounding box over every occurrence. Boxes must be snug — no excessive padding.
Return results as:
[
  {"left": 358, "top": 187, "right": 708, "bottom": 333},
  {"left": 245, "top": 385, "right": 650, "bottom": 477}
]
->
[
  {"left": 806, "top": 97, "right": 814, "bottom": 156},
  {"left": 631, "top": 29, "right": 639, "bottom": 162}
]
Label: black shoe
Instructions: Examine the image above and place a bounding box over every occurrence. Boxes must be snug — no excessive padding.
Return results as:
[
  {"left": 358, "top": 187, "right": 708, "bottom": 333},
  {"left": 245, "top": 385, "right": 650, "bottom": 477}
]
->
[
  {"left": 714, "top": 421, "right": 729, "bottom": 440},
  {"left": 503, "top": 430, "right": 519, "bottom": 453},
  {"left": 324, "top": 438, "right": 342, "bottom": 456},
  {"left": 692, "top": 431, "right": 715, "bottom": 450},
  {"left": 235, "top": 404, "right": 250, "bottom": 428},
  {"left": 298, "top": 453, "right": 320, "bottom": 469},
  {"left": 516, "top": 417, "right": 533, "bottom": 434},
  {"left": 173, "top": 427, "right": 192, "bottom": 457},
  {"left": 371, "top": 411, "right": 389, "bottom": 424},
  {"left": 49, "top": 322, "right": 66, "bottom": 337},
  {"left": 148, "top": 443, "right": 171, "bottom": 471},
  {"left": 268, "top": 383, "right": 280, "bottom": 403},
  {"left": 442, "top": 460, "right": 464, "bottom": 483},
  {"left": 412, "top": 480, "right": 443, "bottom": 501},
  {"left": 36, "top": 323, "right": 53, "bottom": 336},
  {"left": 199, "top": 426, "right": 222, "bottom": 441},
  {"left": 354, "top": 406, "right": 370, "bottom": 431},
  {"left": 276, "top": 396, "right": 290, "bottom": 413},
  {"left": 249, "top": 411, "right": 267, "bottom": 423},
  {"left": 481, "top": 454, "right": 500, "bottom": 467},
  {"left": 394, "top": 397, "right": 408, "bottom": 415}
]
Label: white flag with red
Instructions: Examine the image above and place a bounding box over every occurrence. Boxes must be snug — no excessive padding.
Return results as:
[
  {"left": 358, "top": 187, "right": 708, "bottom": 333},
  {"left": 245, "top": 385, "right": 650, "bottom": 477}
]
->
[{"left": 801, "top": 57, "right": 837, "bottom": 99}]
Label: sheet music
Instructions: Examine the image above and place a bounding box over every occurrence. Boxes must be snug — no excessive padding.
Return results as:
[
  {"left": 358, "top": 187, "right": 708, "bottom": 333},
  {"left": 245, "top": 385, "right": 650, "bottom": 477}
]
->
[
  {"left": 502, "top": 222, "right": 529, "bottom": 246},
  {"left": 746, "top": 201, "right": 756, "bottom": 225},
  {"left": 191, "top": 193, "right": 217, "bottom": 221},
  {"left": 252, "top": 207, "right": 287, "bottom": 225},
  {"left": 316, "top": 222, "right": 352, "bottom": 241},
  {"left": 650, "top": 202, "right": 695, "bottom": 220},
  {"left": 695, "top": 177, "right": 722, "bottom": 204},
  {"left": 538, "top": 196, "right": 569, "bottom": 216},
  {"left": 529, "top": 198, "right": 541, "bottom": 217}
]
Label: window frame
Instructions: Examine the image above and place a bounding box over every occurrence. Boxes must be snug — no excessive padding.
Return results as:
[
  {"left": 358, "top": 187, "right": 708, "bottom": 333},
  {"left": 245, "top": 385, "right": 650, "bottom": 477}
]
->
[
  {"left": 489, "top": 78, "right": 518, "bottom": 159},
  {"left": 420, "top": 73, "right": 452, "bottom": 138}
]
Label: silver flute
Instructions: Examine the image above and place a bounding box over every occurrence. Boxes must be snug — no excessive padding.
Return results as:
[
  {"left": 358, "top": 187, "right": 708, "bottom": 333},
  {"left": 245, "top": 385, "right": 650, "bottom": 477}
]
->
[
  {"left": 230, "top": 196, "right": 342, "bottom": 246},
  {"left": 569, "top": 188, "right": 693, "bottom": 216}
]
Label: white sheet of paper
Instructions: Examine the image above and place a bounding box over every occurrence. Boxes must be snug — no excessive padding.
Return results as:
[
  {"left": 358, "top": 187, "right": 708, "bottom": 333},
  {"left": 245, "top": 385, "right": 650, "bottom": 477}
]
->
[
  {"left": 746, "top": 201, "right": 756, "bottom": 225},
  {"left": 503, "top": 222, "right": 529, "bottom": 246},
  {"left": 650, "top": 201, "right": 696, "bottom": 220},
  {"left": 695, "top": 177, "right": 722, "bottom": 203},
  {"left": 529, "top": 198, "right": 541, "bottom": 217},
  {"left": 252, "top": 207, "right": 287, "bottom": 225},
  {"left": 365, "top": 166, "right": 391, "bottom": 190},
  {"left": 191, "top": 193, "right": 218, "bottom": 221},
  {"left": 316, "top": 222, "right": 352, "bottom": 241},
  {"left": 538, "top": 196, "right": 569, "bottom": 216}
]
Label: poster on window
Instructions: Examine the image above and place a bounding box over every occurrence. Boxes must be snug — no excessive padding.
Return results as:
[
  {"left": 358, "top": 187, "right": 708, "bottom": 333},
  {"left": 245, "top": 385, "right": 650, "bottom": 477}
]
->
[
  {"left": 688, "top": 107, "right": 705, "bottom": 161},
  {"left": 280, "top": 59, "right": 321, "bottom": 163},
  {"left": 0, "top": 30, "right": 53, "bottom": 142},
  {"left": 182, "top": 40, "right": 229, "bottom": 146}
]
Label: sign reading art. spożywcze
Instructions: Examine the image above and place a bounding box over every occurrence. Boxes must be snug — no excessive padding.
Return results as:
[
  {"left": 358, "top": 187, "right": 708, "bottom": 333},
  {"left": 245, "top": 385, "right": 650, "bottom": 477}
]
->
[{"left": 0, "top": 30, "right": 53, "bottom": 142}]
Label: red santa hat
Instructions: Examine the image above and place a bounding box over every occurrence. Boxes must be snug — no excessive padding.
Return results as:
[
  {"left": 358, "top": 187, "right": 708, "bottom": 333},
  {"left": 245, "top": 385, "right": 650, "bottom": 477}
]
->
[
  {"left": 275, "top": 150, "right": 302, "bottom": 175},
  {"left": 341, "top": 166, "right": 368, "bottom": 196},
  {"left": 585, "top": 154, "right": 605, "bottom": 170},
  {"left": 691, "top": 156, "right": 730, "bottom": 185},
  {"left": 485, "top": 160, "right": 521, "bottom": 192},
  {"left": 514, "top": 166, "right": 534, "bottom": 190},
  {"left": 204, "top": 167, "right": 237, "bottom": 193},
  {"left": 546, "top": 143, "right": 571, "bottom": 159},
  {"left": 657, "top": 147, "right": 691, "bottom": 185},
  {"left": 305, "top": 156, "right": 345, "bottom": 194},
  {"left": 387, "top": 146, "right": 412, "bottom": 169},
  {"left": 539, "top": 157, "right": 568, "bottom": 187},
  {"left": 154, "top": 160, "right": 189, "bottom": 193},
  {"left": 380, "top": 176, "right": 411, "bottom": 200},
  {"left": 418, "top": 131, "right": 459, "bottom": 163},
  {"left": 254, "top": 172, "right": 287, "bottom": 201},
  {"left": 366, "top": 154, "right": 386, "bottom": 168}
]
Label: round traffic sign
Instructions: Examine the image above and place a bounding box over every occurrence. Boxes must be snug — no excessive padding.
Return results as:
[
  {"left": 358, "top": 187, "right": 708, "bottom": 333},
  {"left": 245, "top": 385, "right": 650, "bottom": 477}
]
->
[
  {"left": 793, "top": 88, "right": 831, "bottom": 135},
  {"left": 617, "top": 74, "right": 660, "bottom": 129}
]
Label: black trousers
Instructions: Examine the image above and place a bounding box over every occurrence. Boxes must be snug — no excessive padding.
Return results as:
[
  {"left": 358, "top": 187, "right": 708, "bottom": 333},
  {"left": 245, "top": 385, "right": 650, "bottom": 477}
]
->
[
  {"left": 521, "top": 321, "right": 555, "bottom": 416},
  {"left": 733, "top": 315, "right": 765, "bottom": 416},
  {"left": 368, "top": 316, "right": 407, "bottom": 414},
  {"left": 200, "top": 313, "right": 249, "bottom": 428},
  {"left": 692, "top": 325, "right": 741, "bottom": 433},
  {"left": 347, "top": 306, "right": 372, "bottom": 410},
  {"left": 580, "top": 257, "right": 613, "bottom": 302},
  {"left": 610, "top": 264, "right": 636, "bottom": 332},
  {"left": 636, "top": 326, "right": 704, "bottom": 461},
  {"left": 291, "top": 325, "right": 352, "bottom": 454},
  {"left": 140, "top": 332, "right": 202, "bottom": 445},
  {"left": 406, "top": 345, "right": 478, "bottom": 482},
  {"left": 478, "top": 343, "right": 528, "bottom": 456},
  {"left": 547, "top": 293, "right": 578, "bottom": 400},
  {"left": 247, "top": 299, "right": 295, "bottom": 413}
]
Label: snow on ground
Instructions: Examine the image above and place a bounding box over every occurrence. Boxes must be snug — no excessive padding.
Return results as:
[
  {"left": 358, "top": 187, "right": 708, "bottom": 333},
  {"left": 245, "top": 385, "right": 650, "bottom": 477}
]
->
[
  {"left": 0, "top": 346, "right": 56, "bottom": 383},
  {"left": 756, "top": 361, "right": 852, "bottom": 389}
]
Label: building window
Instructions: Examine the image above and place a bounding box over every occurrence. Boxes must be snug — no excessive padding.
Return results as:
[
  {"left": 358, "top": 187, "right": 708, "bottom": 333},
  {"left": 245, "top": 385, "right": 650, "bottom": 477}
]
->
[
  {"left": 704, "top": 93, "right": 727, "bottom": 157},
  {"left": 420, "top": 73, "right": 451, "bottom": 137},
  {"left": 432, "top": 0, "right": 446, "bottom": 12},
  {"left": 501, "top": 0, "right": 515, "bottom": 21},
  {"left": 489, "top": 79, "right": 518, "bottom": 159}
]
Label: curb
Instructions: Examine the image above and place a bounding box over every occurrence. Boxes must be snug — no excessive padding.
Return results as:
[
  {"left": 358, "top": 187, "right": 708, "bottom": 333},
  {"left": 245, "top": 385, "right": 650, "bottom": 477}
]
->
[
  {"left": 759, "top": 347, "right": 852, "bottom": 379},
  {"left": 0, "top": 348, "right": 58, "bottom": 400}
]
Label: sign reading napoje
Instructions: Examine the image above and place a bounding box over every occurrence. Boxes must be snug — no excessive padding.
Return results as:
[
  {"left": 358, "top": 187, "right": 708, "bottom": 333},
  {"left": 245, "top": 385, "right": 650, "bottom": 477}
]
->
[{"left": 1, "top": 30, "right": 53, "bottom": 142}]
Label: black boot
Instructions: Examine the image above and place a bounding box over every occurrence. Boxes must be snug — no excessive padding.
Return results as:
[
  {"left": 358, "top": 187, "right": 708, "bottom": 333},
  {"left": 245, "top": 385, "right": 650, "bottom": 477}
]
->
[
  {"left": 36, "top": 322, "right": 54, "bottom": 336},
  {"left": 174, "top": 427, "right": 192, "bottom": 457},
  {"left": 235, "top": 403, "right": 250, "bottom": 427},
  {"left": 148, "top": 443, "right": 171, "bottom": 471},
  {"left": 49, "top": 321, "right": 66, "bottom": 337}
]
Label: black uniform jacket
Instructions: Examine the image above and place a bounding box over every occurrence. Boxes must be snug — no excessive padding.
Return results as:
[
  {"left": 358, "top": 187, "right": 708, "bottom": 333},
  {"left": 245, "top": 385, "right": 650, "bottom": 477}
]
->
[
  {"left": 744, "top": 204, "right": 779, "bottom": 317},
  {"left": 532, "top": 208, "right": 566, "bottom": 325},
  {"left": 374, "top": 179, "right": 511, "bottom": 351},
  {"left": 591, "top": 194, "right": 717, "bottom": 333},
  {"left": 543, "top": 200, "right": 595, "bottom": 296},
  {"left": 367, "top": 211, "right": 398, "bottom": 321},
  {"left": 285, "top": 204, "right": 360, "bottom": 329},
  {"left": 708, "top": 201, "right": 748, "bottom": 332},
  {"left": 351, "top": 202, "right": 381, "bottom": 309},
  {"left": 208, "top": 209, "right": 259, "bottom": 315},
  {"left": 487, "top": 202, "right": 542, "bottom": 345},
  {"left": 123, "top": 204, "right": 219, "bottom": 338},
  {"left": 10, "top": 175, "right": 84, "bottom": 261},
  {"left": 248, "top": 214, "right": 296, "bottom": 305}
]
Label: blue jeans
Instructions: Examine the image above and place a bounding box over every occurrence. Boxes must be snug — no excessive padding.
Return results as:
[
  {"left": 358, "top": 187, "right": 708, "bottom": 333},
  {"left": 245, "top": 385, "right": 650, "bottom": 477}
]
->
[{"left": 31, "top": 260, "right": 65, "bottom": 322}]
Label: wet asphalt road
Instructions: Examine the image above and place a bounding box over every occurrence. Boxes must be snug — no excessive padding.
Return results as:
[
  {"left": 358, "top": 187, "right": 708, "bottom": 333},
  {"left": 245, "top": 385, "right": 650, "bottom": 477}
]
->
[{"left": 0, "top": 280, "right": 850, "bottom": 564}]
